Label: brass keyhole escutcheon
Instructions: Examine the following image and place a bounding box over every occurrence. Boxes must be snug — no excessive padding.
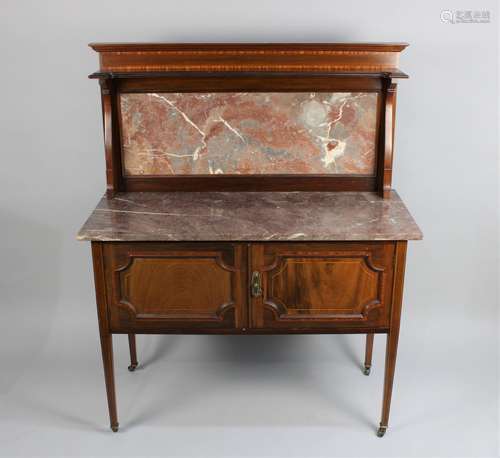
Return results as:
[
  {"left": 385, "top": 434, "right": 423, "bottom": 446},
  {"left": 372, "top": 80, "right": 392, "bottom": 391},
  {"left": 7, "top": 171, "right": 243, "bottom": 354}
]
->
[{"left": 251, "top": 271, "right": 262, "bottom": 297}]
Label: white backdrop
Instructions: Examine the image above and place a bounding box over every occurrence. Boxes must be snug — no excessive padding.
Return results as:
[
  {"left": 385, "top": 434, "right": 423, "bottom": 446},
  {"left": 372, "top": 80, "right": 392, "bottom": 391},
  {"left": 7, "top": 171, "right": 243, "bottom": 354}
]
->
[{"left": 0, "top": 1, "right": 498, "bottom": 457}]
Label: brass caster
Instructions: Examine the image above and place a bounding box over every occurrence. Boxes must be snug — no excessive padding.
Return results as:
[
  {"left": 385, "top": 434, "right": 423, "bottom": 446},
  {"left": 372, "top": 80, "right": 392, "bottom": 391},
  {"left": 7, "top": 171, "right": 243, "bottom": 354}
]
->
[
  {"left": 363, "top": 366, "right": 371, "bottom": 376},
  {"left": 128, "top": 363, "right": 138, "bottom": 372},
  {"left": 111, "top": 424, "right": 119, "bottom": 432},
  {"left": 377, "top": 426, "right": 387, "bottom": 437}
]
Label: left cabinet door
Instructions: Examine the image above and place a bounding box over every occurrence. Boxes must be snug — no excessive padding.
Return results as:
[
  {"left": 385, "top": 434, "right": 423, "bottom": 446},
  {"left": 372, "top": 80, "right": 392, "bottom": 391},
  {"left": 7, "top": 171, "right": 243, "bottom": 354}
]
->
[{"left": 101, "top": 242, "right": 247, "bottom": 332}]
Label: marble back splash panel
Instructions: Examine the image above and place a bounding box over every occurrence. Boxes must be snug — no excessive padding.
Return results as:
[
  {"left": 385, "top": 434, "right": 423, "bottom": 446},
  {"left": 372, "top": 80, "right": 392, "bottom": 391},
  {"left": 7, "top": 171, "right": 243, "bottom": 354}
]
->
[{"left": 120, "top": 92, "right": 378, "bottom": 176}]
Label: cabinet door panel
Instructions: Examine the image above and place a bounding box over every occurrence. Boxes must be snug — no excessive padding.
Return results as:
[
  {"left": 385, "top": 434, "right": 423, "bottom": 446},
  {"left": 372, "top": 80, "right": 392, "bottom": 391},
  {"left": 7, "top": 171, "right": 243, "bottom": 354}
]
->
[
  {"left": 250, "top": 242, "right": 395, "bottom": 330},
  {"left": 103, "top": 242, "right": 246, "bottom": 332}
]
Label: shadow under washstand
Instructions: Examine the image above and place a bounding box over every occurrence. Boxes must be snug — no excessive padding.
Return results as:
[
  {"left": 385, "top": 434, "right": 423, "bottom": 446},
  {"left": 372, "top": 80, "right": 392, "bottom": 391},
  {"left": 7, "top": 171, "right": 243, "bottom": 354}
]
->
[{"left": 137, "top": 335, "right": 179, "bottom": 370}]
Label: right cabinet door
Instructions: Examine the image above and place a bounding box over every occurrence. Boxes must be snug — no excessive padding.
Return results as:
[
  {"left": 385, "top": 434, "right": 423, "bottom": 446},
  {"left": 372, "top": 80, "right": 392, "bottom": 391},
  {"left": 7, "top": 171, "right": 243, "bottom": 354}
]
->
[{"left": 250, "top": 242, "right": 396, "bottom": 331}]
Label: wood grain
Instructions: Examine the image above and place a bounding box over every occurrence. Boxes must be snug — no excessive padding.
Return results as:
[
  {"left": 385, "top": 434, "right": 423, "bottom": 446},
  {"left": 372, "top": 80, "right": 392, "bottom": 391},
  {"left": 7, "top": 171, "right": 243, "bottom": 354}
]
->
[
  {"left": 102, "top": 242, "right": 247, "bottom": 331},
  {"left": 249, "top": 242, "right": 395, "bottom": 330},
  {"left": 89, "top": 42, "right": 408, "bottom": 76}
]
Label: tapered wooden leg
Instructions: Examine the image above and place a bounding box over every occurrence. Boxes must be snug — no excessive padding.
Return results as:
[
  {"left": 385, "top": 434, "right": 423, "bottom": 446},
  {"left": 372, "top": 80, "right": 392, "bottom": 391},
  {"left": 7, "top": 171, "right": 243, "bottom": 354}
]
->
[
  {"left": 99, "top": 331, "right": 119, "bottom": 432},
  {"left": 377, "top": 330, "right": 400, "bottom": 437},
  {"left": 92, "top": 243, "right": 119, "bottom": 432},
  {"left": 128, "top": 334, "right": 138, "bottom": 371},
  {"left": 363, "top": 333, "right": 374, "bottom": 375},
  {"left": 377, "top": 241, "right": 407, "bottom": 437}
]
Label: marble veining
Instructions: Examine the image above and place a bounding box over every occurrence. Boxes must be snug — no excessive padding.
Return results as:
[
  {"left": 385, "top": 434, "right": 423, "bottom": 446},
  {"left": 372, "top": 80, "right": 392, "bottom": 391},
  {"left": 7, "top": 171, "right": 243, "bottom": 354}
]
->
[
  {"left": 77, "top": 191, "right": 422, "bottom": 242},
  {"left": 120, "top": 92, "right": 378, "bottom": 176}
]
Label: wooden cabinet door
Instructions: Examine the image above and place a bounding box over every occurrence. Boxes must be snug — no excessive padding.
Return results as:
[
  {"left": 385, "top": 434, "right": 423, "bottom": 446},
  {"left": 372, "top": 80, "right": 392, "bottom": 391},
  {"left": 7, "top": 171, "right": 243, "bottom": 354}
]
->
[
  {"left": 249, "top": 242, "right": 395, "bottom": 331},
  {"left": 103, "top": 242, "right": 247, "bottom": 332}
]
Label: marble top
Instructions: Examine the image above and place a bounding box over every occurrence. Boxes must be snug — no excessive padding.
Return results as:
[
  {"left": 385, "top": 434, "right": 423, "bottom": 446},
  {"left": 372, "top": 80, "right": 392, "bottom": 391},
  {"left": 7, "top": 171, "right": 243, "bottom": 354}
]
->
[{"left": 77, "top": 191, "right": 422, "bottom": 242}]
